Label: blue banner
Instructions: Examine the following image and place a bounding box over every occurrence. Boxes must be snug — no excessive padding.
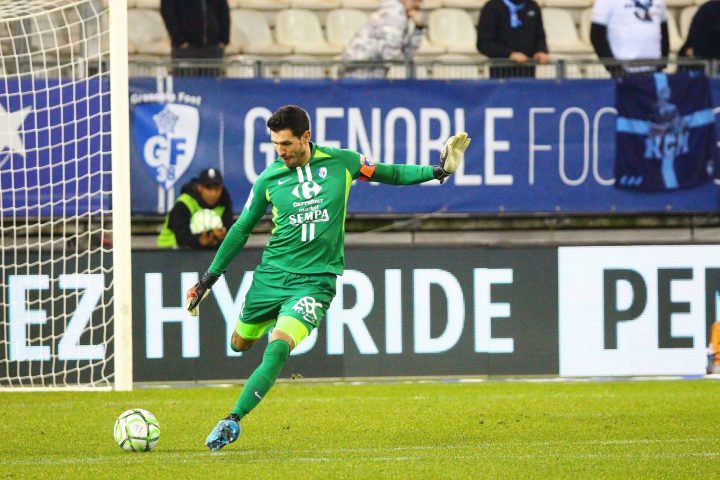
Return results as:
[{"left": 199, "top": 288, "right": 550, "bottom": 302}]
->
[
  {"left": 129, "top": 78, "right": 720, "bottom": 215},
  {"left": 0, "top": 78, "right": 110, "bottom": 217}
]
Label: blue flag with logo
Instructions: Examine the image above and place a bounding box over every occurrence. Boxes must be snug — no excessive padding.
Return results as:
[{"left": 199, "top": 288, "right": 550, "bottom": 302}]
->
[{"left": 615, "top": 72, "right": 718, "bottom": 191}]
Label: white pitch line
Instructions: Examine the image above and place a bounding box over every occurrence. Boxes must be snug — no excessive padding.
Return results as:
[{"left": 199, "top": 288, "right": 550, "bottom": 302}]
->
[
  {"left": 1, "top": 438, "right": 716, "bottom": 467},
  {"left": 5, "top": 450, "right": 717, "bottom": 468}
]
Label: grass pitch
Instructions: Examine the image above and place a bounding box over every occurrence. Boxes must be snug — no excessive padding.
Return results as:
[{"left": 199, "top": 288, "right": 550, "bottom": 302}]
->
[{"left": 1, "top": 379, "right": 718, "bottom": 479}]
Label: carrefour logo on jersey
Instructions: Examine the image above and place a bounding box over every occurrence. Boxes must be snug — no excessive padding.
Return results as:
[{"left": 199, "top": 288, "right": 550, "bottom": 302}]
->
[
  {"left": 292, "top": 181, "right": 321, "bottom": 200},
  {"left": 131, "top": 91, "right": 202, "bottom": 189}
]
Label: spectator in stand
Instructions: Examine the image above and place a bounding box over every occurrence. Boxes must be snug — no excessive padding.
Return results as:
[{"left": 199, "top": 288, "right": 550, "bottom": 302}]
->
[
  {"left": 157, "top": 168, "right": 234, "bottom": 249},
  {"left": 678, "top": 0, "right": 720, "bottom": 61},
  {"left": 476, "top": 0, "right": 550, "bottom": 79},
  {"left": 340, "top": 0, "right": 425, "bottom": 78},
  {"left": 590, "top": 0, "right": 669, "bottom": 77},
  {"left": 160, "top": 0, "right": 230, "bottom": 77}
]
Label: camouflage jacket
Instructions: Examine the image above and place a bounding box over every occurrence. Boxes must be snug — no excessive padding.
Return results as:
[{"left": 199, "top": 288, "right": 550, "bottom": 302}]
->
[{"left": 341, "top": 0, "right": 424, "bottom": 63}]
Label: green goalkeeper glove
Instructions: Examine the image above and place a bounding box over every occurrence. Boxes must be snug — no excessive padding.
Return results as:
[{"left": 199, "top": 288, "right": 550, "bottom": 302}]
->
[
  {"left": 433, "top": 132, "right": 471, "bottom": 184},
  {"left": 185, "top": 271, "right": 220, "bottom": 316}
]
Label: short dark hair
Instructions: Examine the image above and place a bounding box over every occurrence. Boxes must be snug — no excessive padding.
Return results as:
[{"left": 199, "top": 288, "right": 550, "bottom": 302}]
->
[{"left": 267, "top": 105, "right": 310, "bottom": 138}]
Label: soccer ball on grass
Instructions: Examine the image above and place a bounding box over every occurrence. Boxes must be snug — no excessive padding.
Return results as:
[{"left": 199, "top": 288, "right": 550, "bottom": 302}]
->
[{"left": 113, "top": 408, "right": 160, "bottom": 452}]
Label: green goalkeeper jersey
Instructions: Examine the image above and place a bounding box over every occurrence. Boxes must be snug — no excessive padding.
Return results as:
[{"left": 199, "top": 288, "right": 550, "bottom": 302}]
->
[{"left": 209, "top": 142, "right": 436, "bottom": 276}]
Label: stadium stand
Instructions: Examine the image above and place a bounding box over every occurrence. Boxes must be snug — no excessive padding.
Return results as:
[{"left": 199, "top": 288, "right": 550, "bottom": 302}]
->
[
  {"left": 578, "top": 6, "right": 592, "bottom": 47},
  {"left": 417, "top": 53, "right": 486, "bottom": 78},
  {"left": 28, "top": 8, "right": 83, "bottom": 58},
  {"left": 290, "top": 0, "right": 341, "bottom": 9},
  {"left": 229, "top": 0, "right": 290, "bottom": 9},
  {"left": 542, "top": 0, "right": 592, "bottom": 8},
  {"left": 442, "top": 0, "right": 487, "bottom": 9},
  {"left": 421, "top": 0, "right": 444, "bottom": 8},
  {"left": 339, "top": 0, "right": 381, "bottom": 9},
  {"left": 679, "top": 5, "right": 698, "bottom": 41},
  {"left": 227, "top": 9, "right": 293, "bottom": 56},
  {"left": 114, "top": 0, "right": 720, "bottom": 249},
  {"left": 542, "top": 8, "right": 593, "bottom": 54},
  {"left": 275, "top": 54, "right": 335, "bottom": 77},
  {"left": 131, "top": 0, "right": 160, "bottom": 7},
  {"left": 121, "top": 1, "right": 720, "bottom": 79},
  {"left": 417, "top": 33, "right": 447, "bottom": 56},
  {"left": 325, "top": 8, "right": 369, "bottom": 49},
  {"left": 427, "top": 8, "right": 479, "bottom": 55},
  {"left": 127, "top": 8, "right": 170, "bottom": 56},
  {"left": 275, "top": 8, "right": 343, "bottom": 55},
  {"left": 665, "top": 0, "right": 695, "bottom": 7},
  {"left": 666, "top": 8, "right": 684, "bottom": 53}
]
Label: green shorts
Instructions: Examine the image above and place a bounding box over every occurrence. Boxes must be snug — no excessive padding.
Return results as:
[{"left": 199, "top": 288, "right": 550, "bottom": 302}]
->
[{"left": 235, "top": 265, "right": 337, "bottom": 345}]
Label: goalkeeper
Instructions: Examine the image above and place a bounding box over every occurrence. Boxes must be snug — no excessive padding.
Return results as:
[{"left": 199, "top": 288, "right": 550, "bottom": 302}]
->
[{"left": 187, "top": 105, "right": 471, "bottom": 451}]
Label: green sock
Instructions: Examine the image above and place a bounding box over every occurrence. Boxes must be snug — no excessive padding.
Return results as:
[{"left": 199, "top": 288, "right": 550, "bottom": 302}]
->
[{"left": 231, "top": 339, "right": 290, "bottom": 419}]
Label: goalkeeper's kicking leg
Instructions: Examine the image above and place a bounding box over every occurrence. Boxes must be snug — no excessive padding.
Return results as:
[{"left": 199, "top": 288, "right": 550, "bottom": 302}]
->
[
  {"left": 200, "top": 267, "right": 335, "bottom": 451},
  {"left": 204, "top": 316, "right": 308, "bottom": 452}
]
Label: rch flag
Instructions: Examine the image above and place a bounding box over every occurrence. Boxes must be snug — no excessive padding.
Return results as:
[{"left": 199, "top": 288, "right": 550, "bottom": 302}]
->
[{"left": 615, "top": 72, "right": 718, "bottom": 191}]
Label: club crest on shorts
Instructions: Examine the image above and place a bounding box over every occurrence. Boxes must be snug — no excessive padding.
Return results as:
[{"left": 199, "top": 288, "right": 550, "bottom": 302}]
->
[{"left": 292, "top": 296, "right": 322, "bottom": 326}]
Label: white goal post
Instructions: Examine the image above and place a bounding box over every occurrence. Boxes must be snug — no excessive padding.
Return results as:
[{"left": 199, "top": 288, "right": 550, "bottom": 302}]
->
[{"left": 0, "top": 0, "right": 132, "bottom": 390}]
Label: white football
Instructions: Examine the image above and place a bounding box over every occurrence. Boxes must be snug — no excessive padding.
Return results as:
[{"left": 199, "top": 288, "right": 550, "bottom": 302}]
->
[
  {"left": 189, "top": 209, "right": 223, "bottom": 234},
  {"left": 113, "top": 408, "right": 160, "bottom": 452}
]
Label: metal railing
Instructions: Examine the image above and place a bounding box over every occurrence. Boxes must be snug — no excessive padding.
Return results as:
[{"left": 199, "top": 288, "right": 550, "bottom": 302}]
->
[
  {"left": 128, "top": 56, "right": 720, "bottom": 80},
  {"left": 2, "top": 56, "right": 715, "bottom": 80}
]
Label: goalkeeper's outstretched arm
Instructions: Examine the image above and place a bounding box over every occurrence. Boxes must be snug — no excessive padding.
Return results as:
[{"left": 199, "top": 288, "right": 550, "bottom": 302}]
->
[
  {"left": 364, "top": 132, "right": 471, "bottom": 185},
  {"left": 186, "top": 186, "right": 268, "bottom": 316}
]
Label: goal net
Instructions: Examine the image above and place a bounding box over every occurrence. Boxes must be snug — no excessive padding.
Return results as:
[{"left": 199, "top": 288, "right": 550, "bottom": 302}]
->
[{"left": 0, "top": 0, "right": 132, "bottom": 390}]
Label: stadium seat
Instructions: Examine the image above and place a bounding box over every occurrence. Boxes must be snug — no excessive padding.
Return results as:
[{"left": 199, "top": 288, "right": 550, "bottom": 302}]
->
[
  {"left": 666, "top": 10, "right": 683, "bottom": 53},
  {"left": 417, "top": 33, "right": 447, "bottom": 56},
  {"left": 339, "top": 0, "right": 380, "bottom": 9},
  {"left": 420, "top": 53, "right": 485, "bottom": 79},
  {"left": 421, "top": 0, "right": 444, "bottom": 9},
  {"left": 549, "top": 52, "right": 611, "bottom": 79},
  {"left": 0, "top": 22, "right": 10, "bottom": 55},
  {"left": 28, "top": 8, "right": 84, "bottom": 57},
  {"left": 127, "top": 9, "right": 170, "bottom": 56},
  {"left": 441, "top": 0, "right": 488, "bottom": 9},
  {"left": 665, "top": 0, "right": 695, "bottom": 7},
  {"left": 541, "top": 0, "right": 592, "bottom": 7},
  {"left": 228, "top": 9, "right": 293, "bottom": 56},
  {"left": 679, "top": 5, "right": 697, "bottom": 39},
  {"left": 542, "top": 8, "right": 593, "bottom": 54},
  {"left": 428, "top": 8, "right": 478, "bottom": 54},
  {"left": 386, "top": 63, "right": 409, "bottom": 79},
  {"left": 291, "top": 0, "right": 341, "bottom": 9},
  {"left": 275, "top": 9, "right": 343, "bottom": 55},
  {"left": 274, "top": 55, "right": 333, "bottom": 78},
  {"left": 325, "top": 8, "right": 369, "bottom": 49},
  {"left": 578, "top": 7, "right": 592, "bottom": 46},
  {"left": 224, "top": 57, "right": 259, "bottom": 78},
  {"left": 132, "top": 0, "right": 160, "bottom": 7},
  {"left": 230, "top": 0, "right": 290, "bottom": 9}
]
